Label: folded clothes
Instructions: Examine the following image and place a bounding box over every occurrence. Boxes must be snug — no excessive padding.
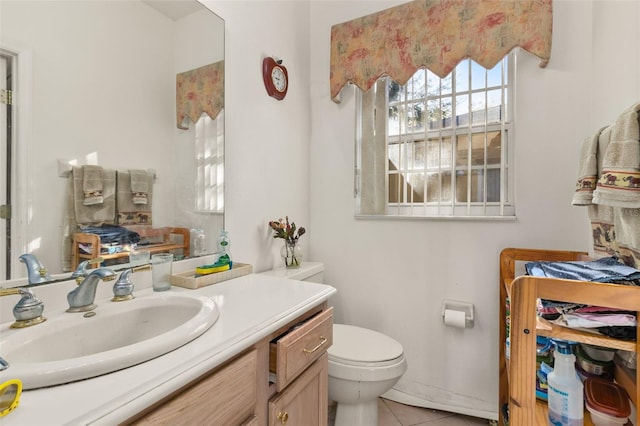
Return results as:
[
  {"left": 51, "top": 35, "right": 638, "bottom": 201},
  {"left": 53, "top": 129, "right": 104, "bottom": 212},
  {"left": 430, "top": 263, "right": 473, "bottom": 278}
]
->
[
  {"left": 525, "top": 256, "right": 640, "bottom": 284},
  {"left": 79, "top": 224, "right": 140, "bottom": 245},
  {"left": 558, "top": 313, "right": 637, "bottom": 328},
  {"left": 527, "top": 256, "right": 638, "bottom": 341}
]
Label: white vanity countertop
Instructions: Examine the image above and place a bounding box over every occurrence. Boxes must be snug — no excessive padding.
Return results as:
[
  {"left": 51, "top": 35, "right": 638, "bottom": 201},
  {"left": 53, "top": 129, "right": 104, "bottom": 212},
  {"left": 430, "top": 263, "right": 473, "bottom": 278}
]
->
[{"left": 1, "top": 273, "right": 337, "bottom": 426}]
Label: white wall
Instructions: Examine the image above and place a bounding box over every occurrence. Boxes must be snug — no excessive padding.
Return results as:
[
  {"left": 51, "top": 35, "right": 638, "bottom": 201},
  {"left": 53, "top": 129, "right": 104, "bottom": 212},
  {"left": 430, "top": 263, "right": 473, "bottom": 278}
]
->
[
  {"left": 202, "top": 1, "right": 312, "bottom": 271},
  {"left": 309, "top": 0, "right": 639, "bottom": 419}
]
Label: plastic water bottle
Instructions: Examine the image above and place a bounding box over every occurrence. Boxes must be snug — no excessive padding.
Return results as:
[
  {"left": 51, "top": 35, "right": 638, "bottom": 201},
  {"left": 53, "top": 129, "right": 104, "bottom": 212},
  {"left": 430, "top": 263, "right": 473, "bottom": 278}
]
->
[{"left": 547, "top": 340, "right": 583, "bottom": 426}]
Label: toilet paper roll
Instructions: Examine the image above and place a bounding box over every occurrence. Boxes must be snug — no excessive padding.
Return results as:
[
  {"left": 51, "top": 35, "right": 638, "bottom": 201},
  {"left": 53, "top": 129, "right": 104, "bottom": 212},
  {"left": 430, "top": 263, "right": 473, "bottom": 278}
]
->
[{"left": 444, "top": 309, "right": 466, "bottom": 328}]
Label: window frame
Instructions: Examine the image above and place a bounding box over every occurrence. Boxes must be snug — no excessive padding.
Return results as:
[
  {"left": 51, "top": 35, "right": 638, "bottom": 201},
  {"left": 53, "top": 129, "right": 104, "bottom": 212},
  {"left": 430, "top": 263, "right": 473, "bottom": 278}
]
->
[
  {"left": 194, "top": 110, "right": 225, "bottom": 214},
  {"left": 355, "top": 52, "right": 517, "bottom": 220}
]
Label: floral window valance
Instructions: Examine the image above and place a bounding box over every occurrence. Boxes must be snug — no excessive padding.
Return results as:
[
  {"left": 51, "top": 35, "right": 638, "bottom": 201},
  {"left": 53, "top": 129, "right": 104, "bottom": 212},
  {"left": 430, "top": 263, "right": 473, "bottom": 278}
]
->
[
  {"left": 176, "top": 61, "right": 224, "bottom": 129},
  {"left": 330, "top": 0, "right": 552, "bottom": 103}
]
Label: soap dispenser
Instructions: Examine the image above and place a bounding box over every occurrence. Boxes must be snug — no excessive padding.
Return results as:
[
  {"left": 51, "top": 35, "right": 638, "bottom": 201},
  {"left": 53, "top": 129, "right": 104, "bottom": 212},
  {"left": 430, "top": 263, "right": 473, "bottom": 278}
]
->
[
  {"left": 217, "top": 229, "right": 232, "bottom": 268},
  {"left": 547, "top": 339, "right": 583, "bottom": 426}
]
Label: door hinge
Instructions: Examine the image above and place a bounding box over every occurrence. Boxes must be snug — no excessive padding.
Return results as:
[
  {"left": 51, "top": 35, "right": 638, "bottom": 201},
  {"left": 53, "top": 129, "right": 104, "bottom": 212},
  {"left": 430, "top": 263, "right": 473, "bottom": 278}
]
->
[
  {"left": 1, "top": 89, "right": 13, "bottom": 105},
  {"left": 0, "top": 205, "right": 11, "bottom": 220}
]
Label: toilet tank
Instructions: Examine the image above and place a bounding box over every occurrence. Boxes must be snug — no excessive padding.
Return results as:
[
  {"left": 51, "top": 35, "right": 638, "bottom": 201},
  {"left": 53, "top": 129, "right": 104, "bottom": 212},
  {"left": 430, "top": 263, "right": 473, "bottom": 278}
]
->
[{"left": 260, "top": 261, "right": 324, "bottom": 283}]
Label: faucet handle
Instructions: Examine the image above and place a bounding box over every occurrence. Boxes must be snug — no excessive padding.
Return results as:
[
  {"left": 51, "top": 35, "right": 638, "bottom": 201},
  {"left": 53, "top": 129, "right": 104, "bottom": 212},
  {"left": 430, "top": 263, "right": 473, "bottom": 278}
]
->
[
  {"left": 112, "top": 270, "right": 135, "bottom": 302},
  {"left": 71, "top": 257, "right": 104, "bottom": 284},
  {"left": 0, "top": 287, "right": 46, "bottom": 328}
]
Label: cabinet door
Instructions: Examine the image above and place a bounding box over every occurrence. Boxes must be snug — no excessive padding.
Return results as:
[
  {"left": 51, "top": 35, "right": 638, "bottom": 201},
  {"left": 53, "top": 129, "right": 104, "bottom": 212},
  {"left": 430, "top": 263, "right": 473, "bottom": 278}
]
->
[
  {"left": 269, "top": 353, "right": 328, "bottom": 426},
  {"left": 130, "top": 348, "right": 258, "bottom": 425}
]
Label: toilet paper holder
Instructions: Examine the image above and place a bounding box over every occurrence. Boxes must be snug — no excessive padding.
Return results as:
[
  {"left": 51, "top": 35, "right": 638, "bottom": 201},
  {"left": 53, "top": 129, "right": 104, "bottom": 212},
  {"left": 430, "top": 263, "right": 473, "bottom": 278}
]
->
[{"left": 442, "top": 299, "right": 474, "bottom": 328}]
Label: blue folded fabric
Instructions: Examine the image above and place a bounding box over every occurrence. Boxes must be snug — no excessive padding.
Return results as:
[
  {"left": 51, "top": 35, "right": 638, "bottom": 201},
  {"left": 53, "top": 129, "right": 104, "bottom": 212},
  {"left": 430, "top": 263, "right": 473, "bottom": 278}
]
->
[
  {"left": 79, "top": 225, "right": 140, "bottom": 245},
  {"left": 525, "top": 256, "right": 640, "bottom": 284}
]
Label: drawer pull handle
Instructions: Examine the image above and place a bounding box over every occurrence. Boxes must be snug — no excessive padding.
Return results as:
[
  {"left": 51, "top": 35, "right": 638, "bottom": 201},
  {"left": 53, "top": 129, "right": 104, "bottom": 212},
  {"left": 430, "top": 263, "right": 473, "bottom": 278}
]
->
[
  {"left": 277, "top": 411, "right": 289, "bottom": 424},
  {"left": 303, "top": 336, "right": 328, "bottom": 354}
]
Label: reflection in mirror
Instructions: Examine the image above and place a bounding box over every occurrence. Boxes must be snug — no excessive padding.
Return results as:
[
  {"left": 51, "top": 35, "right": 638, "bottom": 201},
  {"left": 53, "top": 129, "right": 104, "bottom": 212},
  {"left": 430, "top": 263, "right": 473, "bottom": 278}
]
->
[{"left": 0, "top": 0, "right": 224, "bottom": 283}]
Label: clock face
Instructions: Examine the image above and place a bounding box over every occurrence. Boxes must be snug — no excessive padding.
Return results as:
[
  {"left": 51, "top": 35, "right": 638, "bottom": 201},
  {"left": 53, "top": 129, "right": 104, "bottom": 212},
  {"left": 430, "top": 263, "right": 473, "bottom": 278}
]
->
[{"left": 271, "top": 67, "right": 287, "bottom": 92}]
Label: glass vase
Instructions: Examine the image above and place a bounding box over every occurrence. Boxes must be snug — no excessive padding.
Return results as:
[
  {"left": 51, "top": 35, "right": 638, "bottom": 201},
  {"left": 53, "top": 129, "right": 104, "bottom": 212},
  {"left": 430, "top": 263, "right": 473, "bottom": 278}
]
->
[{"left": 281, "top": 241, "right": 303, "bottom": 269}]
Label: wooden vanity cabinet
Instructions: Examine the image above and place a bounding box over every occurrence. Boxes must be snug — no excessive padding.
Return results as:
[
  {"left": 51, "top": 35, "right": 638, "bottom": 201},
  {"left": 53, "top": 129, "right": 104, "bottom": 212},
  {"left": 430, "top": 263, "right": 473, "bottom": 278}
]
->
[
  {"left": 128, "top": 347, "right": 260, "bottom": 426},
  {"left": 125, "top": 303, "right": 333, "bottom": 426}
]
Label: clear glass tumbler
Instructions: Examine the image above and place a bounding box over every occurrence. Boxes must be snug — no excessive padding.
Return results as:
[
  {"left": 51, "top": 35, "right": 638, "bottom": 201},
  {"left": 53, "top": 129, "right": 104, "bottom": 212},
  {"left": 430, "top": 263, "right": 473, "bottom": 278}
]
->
[
  {"left": 129, "top": 248, "right": 150, "bottom": 267},
  {"left": 151, "top": 253, "right": 173, "bottom": 292}
]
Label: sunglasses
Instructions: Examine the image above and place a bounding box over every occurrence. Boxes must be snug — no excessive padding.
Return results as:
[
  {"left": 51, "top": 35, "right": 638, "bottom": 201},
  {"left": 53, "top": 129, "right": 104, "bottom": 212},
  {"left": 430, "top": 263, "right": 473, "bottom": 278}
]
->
[{"left": 0, "top": 379, "right": 22, "bottom": 417}]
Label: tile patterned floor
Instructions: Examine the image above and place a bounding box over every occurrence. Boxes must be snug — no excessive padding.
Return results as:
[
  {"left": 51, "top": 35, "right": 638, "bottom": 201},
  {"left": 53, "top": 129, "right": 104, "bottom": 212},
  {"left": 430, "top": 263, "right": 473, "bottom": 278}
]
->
[{"left": 329, "top": 398, "right": 494, "bottom": 426}]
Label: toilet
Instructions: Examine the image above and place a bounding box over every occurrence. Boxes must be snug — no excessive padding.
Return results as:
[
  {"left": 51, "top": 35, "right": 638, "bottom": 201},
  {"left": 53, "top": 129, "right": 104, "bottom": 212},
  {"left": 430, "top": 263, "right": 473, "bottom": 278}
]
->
[{"left": 261, "top": 262, "right": 408, "bottom": 426}]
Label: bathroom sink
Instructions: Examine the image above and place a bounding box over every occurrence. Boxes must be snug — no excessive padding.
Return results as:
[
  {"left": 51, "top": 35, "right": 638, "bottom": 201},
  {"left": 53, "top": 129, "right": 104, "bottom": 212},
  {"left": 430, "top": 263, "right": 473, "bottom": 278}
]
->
[{"left": 0, "top": 292, "right": 219, "bottom": 389}]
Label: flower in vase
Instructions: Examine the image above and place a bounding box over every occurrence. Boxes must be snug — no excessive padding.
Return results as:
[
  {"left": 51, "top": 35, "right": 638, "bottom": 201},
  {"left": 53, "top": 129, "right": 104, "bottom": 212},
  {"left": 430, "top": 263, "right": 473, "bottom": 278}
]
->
[
  {"left": 269, "top": 216, "right": 306, "bottom": 268},
  {"left": 268, "top": 216, "right": 306, "bottom": 245}
]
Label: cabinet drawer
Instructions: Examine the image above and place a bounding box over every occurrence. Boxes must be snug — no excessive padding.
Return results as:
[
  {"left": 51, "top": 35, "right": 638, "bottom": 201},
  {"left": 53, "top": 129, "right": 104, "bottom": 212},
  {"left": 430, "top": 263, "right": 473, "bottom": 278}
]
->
[
  {"left": 270, "top": 307, "right": 333, "bottom": 392},
  {"left": 130, "top": 348, "right": 257, "bottom": 425}
]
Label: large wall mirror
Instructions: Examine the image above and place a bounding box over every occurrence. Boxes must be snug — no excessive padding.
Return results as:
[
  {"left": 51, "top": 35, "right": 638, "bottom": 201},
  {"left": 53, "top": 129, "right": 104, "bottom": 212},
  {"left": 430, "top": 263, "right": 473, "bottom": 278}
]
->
[{"left": 0, "top": 0, "right": 224, "bottom": 282}]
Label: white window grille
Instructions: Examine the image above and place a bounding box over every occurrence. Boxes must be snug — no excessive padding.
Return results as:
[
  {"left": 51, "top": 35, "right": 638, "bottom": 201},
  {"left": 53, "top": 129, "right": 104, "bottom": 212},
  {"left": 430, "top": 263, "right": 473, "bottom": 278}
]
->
[
  {"left": 195, "top": 110, "right": 224, "bottom": 213},
  {"left": 356, "top": 54, "right": 515, "bottom": 218}
]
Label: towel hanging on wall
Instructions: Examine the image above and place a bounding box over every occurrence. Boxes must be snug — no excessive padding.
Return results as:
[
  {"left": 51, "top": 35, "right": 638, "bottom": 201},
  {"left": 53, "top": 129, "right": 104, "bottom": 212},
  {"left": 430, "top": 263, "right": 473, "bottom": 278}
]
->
[
  {"left": 72, "top": 166, "right": 116, "bottom": 225},
  {"left": 82, "top": 165, "right": 104, "bottom": 205},
  {"left": 116, "top": 170, "right": 153, "bottom": 225},
  {"left": 572, "top": 102, "right": 640, "bottom": 267},
  {"left": 129, "top": 169, "right": 149, "bottom": 205}
]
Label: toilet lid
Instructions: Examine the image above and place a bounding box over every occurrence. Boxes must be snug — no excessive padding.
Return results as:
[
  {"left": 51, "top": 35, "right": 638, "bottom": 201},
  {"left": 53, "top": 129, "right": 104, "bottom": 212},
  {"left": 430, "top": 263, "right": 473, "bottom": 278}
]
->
[{"left": 328, "top": 324, "right": 404, "bottom": 364}]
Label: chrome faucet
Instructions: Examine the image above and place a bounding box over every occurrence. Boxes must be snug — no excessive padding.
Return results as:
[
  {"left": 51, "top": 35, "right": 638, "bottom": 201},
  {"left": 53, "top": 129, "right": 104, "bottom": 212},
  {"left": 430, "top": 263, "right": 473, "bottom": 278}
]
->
[
  {"left": 66, "top": 268, "right": 116, "bottom": 313},
  {"left": 19, "top": 253, "right": 52, "bottom": 285},
  {"left": 0, "top": 287, "right": 46, "bottom": 328}
]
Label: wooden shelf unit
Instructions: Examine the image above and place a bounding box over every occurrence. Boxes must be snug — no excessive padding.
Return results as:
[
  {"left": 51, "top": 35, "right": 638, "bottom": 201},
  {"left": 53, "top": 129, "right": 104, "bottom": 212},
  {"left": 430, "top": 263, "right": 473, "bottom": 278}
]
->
[
  {"left": 499, "top": 248, "right": 639, "bottom": 426},
  {"left": 72, "top": 227, "right": 190, "bottom": 269}
]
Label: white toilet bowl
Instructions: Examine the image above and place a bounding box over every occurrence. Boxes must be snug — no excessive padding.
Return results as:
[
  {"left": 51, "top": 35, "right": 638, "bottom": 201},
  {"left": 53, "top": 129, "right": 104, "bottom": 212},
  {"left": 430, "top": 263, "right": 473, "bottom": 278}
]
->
[
  {"left": 260, "top": 263, "right": 408, "bottom": 426},
  {"left": 328, "top": 324, "right": 407, "bottom": 426}
]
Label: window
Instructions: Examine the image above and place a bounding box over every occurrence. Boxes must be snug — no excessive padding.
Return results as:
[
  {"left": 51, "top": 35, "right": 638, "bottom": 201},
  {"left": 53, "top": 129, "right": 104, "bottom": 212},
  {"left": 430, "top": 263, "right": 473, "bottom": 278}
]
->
[
  {"left": 195, "top": 111, "right": 224, "bottom": 213},
  {"left": 355, "top": 54, "right": 514, "bottom": 218}
]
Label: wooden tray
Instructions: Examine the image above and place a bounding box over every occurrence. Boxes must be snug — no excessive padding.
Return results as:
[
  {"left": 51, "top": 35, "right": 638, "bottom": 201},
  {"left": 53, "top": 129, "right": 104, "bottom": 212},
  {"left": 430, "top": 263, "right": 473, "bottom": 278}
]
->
[{"left": 170, "top": 263, "right": 253, "bottom": 289}]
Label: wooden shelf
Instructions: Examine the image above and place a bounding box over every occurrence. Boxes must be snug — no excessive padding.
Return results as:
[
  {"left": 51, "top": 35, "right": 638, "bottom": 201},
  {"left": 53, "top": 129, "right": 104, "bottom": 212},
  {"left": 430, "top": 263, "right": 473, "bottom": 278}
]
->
[
  {"left": 72, "top": 227, "right": 190, "bottom": 269},
  {"left": 533, "top": 400, "right": 595, "bottom": 425},
  {"left": 536, "top": 317, "right": 637, "bottom": 352},
  {"left": 505, "top": 280, "right": 636, "bottom": 352},
  {"left": 499, "top": 248, "right": 639, "bottom": 426}
]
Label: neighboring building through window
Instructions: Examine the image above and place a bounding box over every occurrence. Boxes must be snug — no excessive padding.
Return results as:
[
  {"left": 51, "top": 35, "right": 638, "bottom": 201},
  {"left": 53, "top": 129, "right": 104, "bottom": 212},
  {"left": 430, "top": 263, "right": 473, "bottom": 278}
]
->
[
  {"left": 195, "top": 111, "right": 224, "bottom": 213},
  {"left": 356, "top": 54, "right": 514, "bottom": 218}
]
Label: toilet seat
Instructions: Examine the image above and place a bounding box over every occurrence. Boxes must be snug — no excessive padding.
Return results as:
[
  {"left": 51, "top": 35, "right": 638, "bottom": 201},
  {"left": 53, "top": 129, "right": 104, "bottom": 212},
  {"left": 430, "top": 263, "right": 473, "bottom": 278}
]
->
[
  {"left": 329, "top": 324, "right": 404, "bottom": 365},
  {"left": 328, "top": 324, "right": 403, "bottom": 366},
  {"left": 328, "top": 324, "right": 407, "bottom": 382}
]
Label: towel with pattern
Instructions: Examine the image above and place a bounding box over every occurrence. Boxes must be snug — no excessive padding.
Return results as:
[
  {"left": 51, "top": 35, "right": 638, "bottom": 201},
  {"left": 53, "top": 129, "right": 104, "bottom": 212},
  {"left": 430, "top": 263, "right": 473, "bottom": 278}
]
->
[
  {"left": 82, "top": 165, "right": 104, "bottom": 205},
  {"left": 572, "top": 102, "right": 640, "bottom": 267}
]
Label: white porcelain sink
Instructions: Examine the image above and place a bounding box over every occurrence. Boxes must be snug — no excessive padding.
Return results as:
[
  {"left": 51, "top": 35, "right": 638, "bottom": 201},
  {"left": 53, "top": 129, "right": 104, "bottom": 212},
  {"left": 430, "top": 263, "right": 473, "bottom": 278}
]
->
[{"left": 0, "top": 292, "right": 219, "bottom": 389}]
